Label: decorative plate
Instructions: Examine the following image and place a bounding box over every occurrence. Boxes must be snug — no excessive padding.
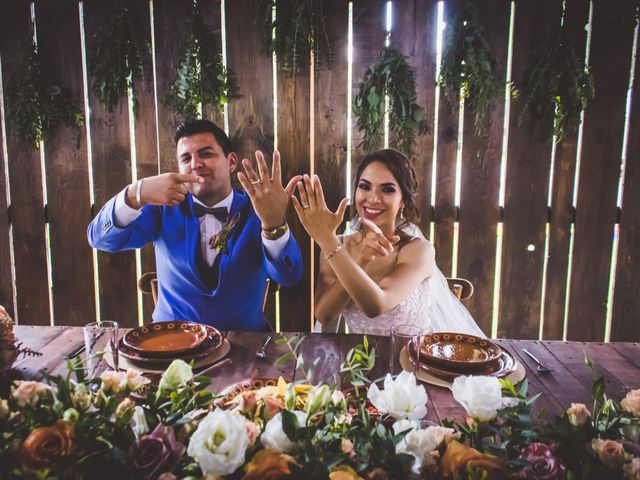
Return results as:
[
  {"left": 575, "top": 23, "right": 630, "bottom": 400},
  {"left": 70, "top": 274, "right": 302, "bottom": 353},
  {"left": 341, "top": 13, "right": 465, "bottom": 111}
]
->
[
  {"left": 416, "top": 347, "right": 516, "bottom": 381},
  {"left": 122, "top": 321, "right": 209, "bottom": 357},
  {"left": 216, "top": 378, "right": 281, "bottom": 408},
  {"left": 419, "top": 332, "right": 502, "bottom": 370}
]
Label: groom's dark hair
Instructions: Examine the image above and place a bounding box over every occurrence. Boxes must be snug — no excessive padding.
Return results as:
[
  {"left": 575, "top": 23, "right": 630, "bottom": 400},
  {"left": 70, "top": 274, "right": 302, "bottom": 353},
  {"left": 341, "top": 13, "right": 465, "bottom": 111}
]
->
[{"left": 174, "top": 118, "right": 233, "bottom": 156}]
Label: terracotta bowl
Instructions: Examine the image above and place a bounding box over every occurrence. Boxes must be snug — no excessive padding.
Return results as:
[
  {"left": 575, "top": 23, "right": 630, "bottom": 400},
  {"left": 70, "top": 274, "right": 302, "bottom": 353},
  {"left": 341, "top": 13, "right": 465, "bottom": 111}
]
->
[
  {"left": 419, "top": 332, "right": 502, "bottom": 370},
  {"left": 122, "top": 321, "right": 211, "bottom": 358}
]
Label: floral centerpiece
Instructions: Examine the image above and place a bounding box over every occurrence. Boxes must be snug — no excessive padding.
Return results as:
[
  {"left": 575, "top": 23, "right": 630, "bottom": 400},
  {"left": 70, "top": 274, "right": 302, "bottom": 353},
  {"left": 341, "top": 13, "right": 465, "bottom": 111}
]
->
[{"left": 0, "top": 336, "right": 639, "bottom": 479}]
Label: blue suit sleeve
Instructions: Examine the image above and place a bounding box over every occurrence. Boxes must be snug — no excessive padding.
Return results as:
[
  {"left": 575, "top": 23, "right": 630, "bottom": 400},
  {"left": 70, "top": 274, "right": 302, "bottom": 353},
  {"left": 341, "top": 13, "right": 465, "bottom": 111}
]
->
[
  {"left": 261, "top": 232, "right": 304, "bottom": 288},
  {"left": 87, "top": 196, "right": 162, "bottom": 252}
]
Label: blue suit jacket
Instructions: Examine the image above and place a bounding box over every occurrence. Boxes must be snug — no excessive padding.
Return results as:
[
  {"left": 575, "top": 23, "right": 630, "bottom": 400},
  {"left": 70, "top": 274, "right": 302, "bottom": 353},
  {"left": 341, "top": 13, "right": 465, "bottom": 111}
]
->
[{"left": 87, "top": 191, "right": 303, "bottom": 330}]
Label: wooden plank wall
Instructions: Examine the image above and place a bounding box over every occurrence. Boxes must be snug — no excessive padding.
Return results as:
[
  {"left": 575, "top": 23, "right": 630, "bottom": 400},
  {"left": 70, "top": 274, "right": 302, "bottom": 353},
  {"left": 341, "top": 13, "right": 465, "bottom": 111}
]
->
[{"left": 0, "top": 0, "right": 639, "bottom": 341}]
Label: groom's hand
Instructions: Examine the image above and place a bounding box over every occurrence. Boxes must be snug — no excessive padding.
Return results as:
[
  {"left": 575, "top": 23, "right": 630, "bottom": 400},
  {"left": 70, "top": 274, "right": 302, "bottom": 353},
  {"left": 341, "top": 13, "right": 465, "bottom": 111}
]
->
[
  {"left": 126, "top": 173, "right": 203, "bottom": 208},
  {"left": 237, "top": 150, "right": 301, "bottom": 229}
]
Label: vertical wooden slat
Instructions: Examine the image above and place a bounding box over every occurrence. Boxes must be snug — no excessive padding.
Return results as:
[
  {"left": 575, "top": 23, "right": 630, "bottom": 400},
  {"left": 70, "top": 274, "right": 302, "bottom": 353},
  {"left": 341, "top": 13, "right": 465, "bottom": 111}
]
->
[
  {"left": 200, "top": 0, "right": 224, "bottom": 128},
  {"left": 0, "top": 2, "right": 50, "bottom": 325},
  {"left": 500, "top": 0, "right": 561, "bottom": 339},
  {"left": 36, "top": 0, "right": 95, "bottom": 326},
  {"left": 567, "top": 0, "right": 635, "bottom": 341},
  {"left": 277, "top": 0, "right": 312, "bottom": 332},
  {"left": 351, "top": 0, "right": 387, "bottom": 173},
  {"left": 394, "top": 0, "right": 437, "bottom": 233},
  {"left": 153, "top": 0, "right": 191, "bottom": 173},
  {"left": 84, "top": 0, "right": 137, "bottom": 328},
  {"left": 314, "top": 1, "right": 349, "bottom": 328},
  {"left": 0, "top": 47, "right": 13, "bottom": 318},
  {"left": 457, "top": 0, "right": 509, "bottom": 335},
  {"left": 611, "top": 26, "right": 640, "bottom": 342},
  {"left": 543, "top": 0, "right": 590, "bottom": 340},
  {"left": 433, "top": 0, "right": 459, "bottom": 276},
  {"left": 131, "top": 0, "right": 160, "bottom": 323},
  {"left": 226, "top": 0, "right": 276, "bottom": 324}
]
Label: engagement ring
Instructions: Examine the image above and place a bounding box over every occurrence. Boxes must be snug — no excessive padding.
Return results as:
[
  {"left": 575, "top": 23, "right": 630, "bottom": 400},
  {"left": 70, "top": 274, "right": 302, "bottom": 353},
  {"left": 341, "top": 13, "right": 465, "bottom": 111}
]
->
[{"left": 250, "top": 179, "right": 262, "bottom": 185}]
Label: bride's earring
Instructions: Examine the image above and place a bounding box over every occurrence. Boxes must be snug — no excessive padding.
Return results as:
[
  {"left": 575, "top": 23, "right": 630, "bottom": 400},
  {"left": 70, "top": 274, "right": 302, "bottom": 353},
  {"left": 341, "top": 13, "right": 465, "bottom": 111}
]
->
[{"left": 399, "top": 207, "right": 405, "bottom": 221}]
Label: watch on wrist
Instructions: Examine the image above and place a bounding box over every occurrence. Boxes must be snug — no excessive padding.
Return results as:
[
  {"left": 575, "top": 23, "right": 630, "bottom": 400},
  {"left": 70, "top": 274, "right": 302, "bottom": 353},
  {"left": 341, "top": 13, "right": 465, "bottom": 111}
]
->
[{"left": 262, "top": 222, "right": 288, "bottom": 240}]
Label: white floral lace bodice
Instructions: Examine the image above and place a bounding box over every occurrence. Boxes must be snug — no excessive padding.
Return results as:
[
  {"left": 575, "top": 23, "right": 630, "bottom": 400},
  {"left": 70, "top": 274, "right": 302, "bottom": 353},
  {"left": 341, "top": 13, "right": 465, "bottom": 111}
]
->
[{"left": 342, "top": 278, "right": 431, "bottom": 336}]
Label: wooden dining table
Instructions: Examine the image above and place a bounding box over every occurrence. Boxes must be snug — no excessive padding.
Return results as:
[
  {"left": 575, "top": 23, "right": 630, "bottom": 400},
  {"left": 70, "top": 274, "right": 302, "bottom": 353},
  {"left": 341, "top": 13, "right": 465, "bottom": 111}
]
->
[{"left": 9, "top": 326, "right": 640, "bottom": 424}]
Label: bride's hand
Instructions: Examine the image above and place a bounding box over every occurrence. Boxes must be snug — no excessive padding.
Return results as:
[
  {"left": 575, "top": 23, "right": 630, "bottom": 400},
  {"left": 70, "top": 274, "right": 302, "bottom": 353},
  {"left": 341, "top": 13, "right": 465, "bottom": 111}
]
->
[
  {"left": 292, "top": 174, "right": 348, "bottom": 246},
  {"left": 354, "top": 218, "right": 400, "bottom": 265}
]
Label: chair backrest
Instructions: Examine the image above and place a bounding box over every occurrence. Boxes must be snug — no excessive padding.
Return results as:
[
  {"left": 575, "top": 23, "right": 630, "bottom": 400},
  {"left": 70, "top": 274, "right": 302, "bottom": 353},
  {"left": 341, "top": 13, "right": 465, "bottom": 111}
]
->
[
  {"left": 446, "top": 277, "right": 474, "bottom": 301},
  {"left": 138, "top": 272, "right": 278, "bottom": 329}
]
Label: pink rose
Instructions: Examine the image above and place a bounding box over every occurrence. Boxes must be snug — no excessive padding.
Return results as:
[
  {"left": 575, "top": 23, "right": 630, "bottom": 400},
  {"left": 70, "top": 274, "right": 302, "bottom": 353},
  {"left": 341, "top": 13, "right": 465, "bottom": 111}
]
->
[
  {"left": 566, "top": 403, "right": 590, "bottom": 427},
  {"left": 519, "top": 443, "right": 567, "bottom": 480},
  {"left": 264, "top": 395, "right": 284, "bottom": 419},
  {"left": 12, "top": 381, "right": 53, "bottom": 407},
  {"left": 622, "top": 390, "right": 640, "bottom": 417},
  {"left": 130, "top": 425, "right": 184, "bottom": 480},
  {"left": 592, "top": 438, "right": 630, "bottom": 470}
]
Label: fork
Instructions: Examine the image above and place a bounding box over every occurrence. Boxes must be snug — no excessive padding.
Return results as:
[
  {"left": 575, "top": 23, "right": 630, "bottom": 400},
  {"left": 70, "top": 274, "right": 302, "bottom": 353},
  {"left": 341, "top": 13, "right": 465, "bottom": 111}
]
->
[
  {"left": 522, "top": 348, "right": 553, "bottom": 373},
  {"left": 255, "top": 335, "right": 272, "bottom": 359}
]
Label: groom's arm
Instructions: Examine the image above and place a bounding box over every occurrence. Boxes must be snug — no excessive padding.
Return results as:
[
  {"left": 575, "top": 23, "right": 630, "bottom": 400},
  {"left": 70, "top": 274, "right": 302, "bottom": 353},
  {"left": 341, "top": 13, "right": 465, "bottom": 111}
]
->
[{"left": 261, "top": 230, "right": 303, "bottom": 287}]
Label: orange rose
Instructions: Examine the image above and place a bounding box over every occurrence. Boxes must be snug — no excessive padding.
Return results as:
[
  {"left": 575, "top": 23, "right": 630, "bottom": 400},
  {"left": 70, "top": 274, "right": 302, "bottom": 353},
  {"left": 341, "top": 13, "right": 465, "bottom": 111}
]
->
[
  {"left": 441, "top": 440, "right": 507, "bottom": 479},
  {"left": 21, "top": 421, "right": 74, "bottom": 472},
  {"left": 242, "top": 448, "right": 296, "bottom": 480}
]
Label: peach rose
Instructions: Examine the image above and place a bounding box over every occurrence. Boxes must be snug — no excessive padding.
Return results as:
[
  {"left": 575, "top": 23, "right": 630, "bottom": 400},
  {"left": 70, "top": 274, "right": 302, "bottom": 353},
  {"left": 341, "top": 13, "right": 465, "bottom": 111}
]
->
[
  {"left": 12, "top": 381, "right": 53, "bottom": 407},
  {"left": 441, "top": 440, "right": 507, "bottom": 479},
  {"left": 567, "top": 403, "right": 591, "bottom": 427},
  {"left": 244, "top": 419, "right": 260, "bottom": 448},
  {"left": 21, "top": 421, "right": 74, "bottom": 471},
  {"left": 242, "top": 448, "right": 296, "bottom": 480},
  {"left": 592, "top": 438, "right": 631, "bottom": 470},
  {"left": 622, "top": 390, "right": 640, "bottom": 417},
  {"left": 329, "top": 465, "right": 362, "bottom": 480},
  {"left": 264, "top": 395, "right": 284, "bottom": 419}
]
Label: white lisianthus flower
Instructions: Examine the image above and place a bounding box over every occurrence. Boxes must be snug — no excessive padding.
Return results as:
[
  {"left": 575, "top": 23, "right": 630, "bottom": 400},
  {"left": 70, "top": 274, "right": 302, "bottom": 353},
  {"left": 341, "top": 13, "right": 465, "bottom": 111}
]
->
[
  {"left": 367, "top": 371, "right": 428, "bottom": 420},
  {"left": 567, "top": 403, "right": 591, "bottom": 427},
  {"left": 306, "top": 385, "right": 331, "bottom": 416},
  {"left": 131, "top": 406, "right": 149, "bottom": 437},
  {"left": 187, "top": 409, "right": 249, "bottom": 476},
  {"left": 451, "top": 376, "right": 516, "bottom": 422},
  {"left": 12, "top": 380, "right": 53, "bottom": 407},
  {"left": 330, "top": 390, "right": 346, "bottom": 410},
  {"left": 261, "top": 410, "right": 308, "bottom": 453},
  {"left": 159, "top": 360, "right": 193, "bottom": 391},
  {"left": 124, "top": 368, "right": 151, "bottom": 392}
]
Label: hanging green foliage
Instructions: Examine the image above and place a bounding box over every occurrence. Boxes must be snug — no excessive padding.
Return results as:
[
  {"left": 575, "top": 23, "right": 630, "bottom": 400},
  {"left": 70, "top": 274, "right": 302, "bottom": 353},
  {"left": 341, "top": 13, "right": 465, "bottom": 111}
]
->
[
  {"left": 438, "top": 2, "right": 504, "bottom": 134},
  {"left": 259, "top": 0, "right": 333, "bottom": 75},
  {"left": 518, "top": 30, "right": 595, "bottom": 143},
  {"left": 5, "top": 38, "right": 83, "bottom": 148},
  {"left": 90, "top": 0, "right": 146, "bottom": 113},
  {"left": 165, "top": 0, "right": 239, "bottom": 119},
  {"left": 353, "top": 46, "right": 428, "bottom": 154}
]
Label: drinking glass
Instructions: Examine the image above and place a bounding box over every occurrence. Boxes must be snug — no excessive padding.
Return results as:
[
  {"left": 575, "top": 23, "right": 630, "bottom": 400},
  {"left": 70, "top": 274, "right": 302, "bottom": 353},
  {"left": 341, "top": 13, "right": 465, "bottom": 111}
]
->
[
  {"left": 83, "top": 321, "right": 119, "bottom": 377},
  {"left": 390, "top": 324, "right": 422, "bottom": 376}
]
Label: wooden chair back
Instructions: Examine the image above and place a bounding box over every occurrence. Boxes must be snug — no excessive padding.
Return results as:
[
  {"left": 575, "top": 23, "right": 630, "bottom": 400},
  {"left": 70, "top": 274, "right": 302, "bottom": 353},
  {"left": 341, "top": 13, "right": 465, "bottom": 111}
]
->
[{"left": 446, "top": 277, "right": 474, "bottom": 301}]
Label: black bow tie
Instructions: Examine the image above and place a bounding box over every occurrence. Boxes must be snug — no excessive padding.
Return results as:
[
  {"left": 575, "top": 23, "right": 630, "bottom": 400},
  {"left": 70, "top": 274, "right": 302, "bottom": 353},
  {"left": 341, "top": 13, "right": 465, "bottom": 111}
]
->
[{"left": 193, "top": 204, "right": 228, "bottom": 222}]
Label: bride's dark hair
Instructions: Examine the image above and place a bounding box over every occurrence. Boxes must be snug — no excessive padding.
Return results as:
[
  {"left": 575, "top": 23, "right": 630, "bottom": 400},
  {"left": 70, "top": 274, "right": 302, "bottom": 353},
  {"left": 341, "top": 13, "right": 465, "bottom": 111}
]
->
[{"left": 351, "top": 149, "right": 419, "bottom": 233}]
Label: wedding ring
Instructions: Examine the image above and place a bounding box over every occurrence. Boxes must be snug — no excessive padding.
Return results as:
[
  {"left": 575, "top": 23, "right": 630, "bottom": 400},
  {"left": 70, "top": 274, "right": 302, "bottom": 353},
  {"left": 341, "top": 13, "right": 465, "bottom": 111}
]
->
[
  {"left": 301, "top": 204, "right": 310, "bottom": 211},
  {"left": 250, "top": 179, "right": 262, "bottom": 185}
]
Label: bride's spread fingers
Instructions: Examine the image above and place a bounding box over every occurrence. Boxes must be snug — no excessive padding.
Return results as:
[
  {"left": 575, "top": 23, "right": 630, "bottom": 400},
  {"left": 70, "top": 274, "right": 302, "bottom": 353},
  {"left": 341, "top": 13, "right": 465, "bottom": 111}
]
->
[{"left": 296, "top": 182, "right": 310, "bottom": 210}]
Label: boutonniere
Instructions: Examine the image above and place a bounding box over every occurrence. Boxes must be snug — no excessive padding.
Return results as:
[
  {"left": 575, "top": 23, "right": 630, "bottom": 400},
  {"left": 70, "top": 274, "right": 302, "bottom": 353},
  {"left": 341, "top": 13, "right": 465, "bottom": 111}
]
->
[{"left": 208, "top": 213, "right": 240, "bottom": 255}]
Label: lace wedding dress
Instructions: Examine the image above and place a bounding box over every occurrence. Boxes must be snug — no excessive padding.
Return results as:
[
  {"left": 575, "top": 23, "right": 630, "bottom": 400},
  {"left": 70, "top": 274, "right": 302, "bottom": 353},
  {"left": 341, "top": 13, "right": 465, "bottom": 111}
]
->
[{"left": 317, "top": 224, "right": 486, "bottom": 338}]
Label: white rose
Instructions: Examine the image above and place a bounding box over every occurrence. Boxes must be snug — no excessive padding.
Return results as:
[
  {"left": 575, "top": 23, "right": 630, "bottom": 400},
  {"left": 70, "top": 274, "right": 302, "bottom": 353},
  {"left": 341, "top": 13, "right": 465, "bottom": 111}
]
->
[
  {"left": 367, "top": 371, "right": 428, "bottom": 420},
  {"left": 159, "top": 360, "right": 193, "bottom": 391},
  {"left": 393, "top": 421, "right": 458, "bottom": 474},
  {"left": 12, "top": 380, "right": 53, "bottom": 407},
  {"left": 261, "top": 410, "right": 308, "bottom": 453},
  {"left": 187, "top": 409, "right": 249, "bottom": 476},
  {"left": 451, "top": 376, "right": 516, "bottom": 422},
  {"left": 99, "top": 370, "right": 128, "bottom": 394},
  {"left": 567, "top": 403, "right": 591, "bottom": 427},
  {"left": 622, "top": 390, "right": 640, "bottom": 417},
  {"left": 131, "top": 406, "right": 149, "bottom": 437},
  {"left": 0, "top": 399, "right": 9, "bottom": 419},
  {"left": 624, "top": 457, "right": 640, "bottom": 480}
]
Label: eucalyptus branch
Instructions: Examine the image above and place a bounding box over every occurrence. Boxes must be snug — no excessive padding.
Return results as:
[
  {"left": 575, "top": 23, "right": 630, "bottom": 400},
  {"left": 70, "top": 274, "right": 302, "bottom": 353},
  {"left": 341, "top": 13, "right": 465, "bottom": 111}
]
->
[
  {"left": 354, "top": 46, "right": 428, "bottom": 154},
  {"left": 166, "top": 0, "right": 239, "bottom": 119},
  {"left": 274, "top": 334, "right": 313, "bottom": 384},
  {"left": 438, "top": 1, "right": 505, "bottom": 135}
]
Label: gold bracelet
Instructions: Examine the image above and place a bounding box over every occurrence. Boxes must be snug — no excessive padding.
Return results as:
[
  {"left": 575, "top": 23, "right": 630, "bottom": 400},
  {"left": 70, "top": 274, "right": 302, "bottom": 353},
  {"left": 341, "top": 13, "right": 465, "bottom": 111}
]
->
[{"left": 323, "top": 244, "right": 342, "bottom": 261}]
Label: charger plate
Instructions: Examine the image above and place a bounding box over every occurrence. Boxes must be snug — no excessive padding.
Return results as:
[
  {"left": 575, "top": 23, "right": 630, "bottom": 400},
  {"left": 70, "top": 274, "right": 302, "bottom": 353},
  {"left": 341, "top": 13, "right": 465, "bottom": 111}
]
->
[
  {"left": 107, "top": 339, "right": 230, "bottom": 374},
  {"left": 399, "top": 346, "right": 525, "bottom": 389},
  {"left": 420, "top": 332, "right": 502, "bottom": 370}
]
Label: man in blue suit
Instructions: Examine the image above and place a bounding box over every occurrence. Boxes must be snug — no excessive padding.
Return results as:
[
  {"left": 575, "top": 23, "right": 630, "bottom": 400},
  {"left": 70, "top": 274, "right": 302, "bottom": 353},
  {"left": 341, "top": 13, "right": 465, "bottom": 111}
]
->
[{"left": 88, "top": 119, "right": 304, "bottom": 331}]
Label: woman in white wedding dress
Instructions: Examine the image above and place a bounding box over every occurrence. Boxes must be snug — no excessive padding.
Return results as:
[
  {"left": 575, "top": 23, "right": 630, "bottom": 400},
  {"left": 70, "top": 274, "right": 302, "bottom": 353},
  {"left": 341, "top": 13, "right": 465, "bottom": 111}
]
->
[{"left": 292, "top": 149, "right": 485, "bottom": 337}]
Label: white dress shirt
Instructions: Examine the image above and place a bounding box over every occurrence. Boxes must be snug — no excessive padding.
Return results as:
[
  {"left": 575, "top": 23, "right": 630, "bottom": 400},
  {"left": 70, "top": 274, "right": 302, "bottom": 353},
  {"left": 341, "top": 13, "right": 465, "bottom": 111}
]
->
[{"left": 114, "top": 187, "right": 290, "bottom": 267}]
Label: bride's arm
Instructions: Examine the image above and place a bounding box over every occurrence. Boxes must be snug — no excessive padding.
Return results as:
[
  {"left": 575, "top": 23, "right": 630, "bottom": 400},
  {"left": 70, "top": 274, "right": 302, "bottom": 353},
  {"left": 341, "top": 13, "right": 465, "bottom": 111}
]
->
[
  {"left": 319, "top": 236, "right": 435, "bottom": 318},
  {"left": 314, "top": 256, "right": 353, "bottom": 324}
]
